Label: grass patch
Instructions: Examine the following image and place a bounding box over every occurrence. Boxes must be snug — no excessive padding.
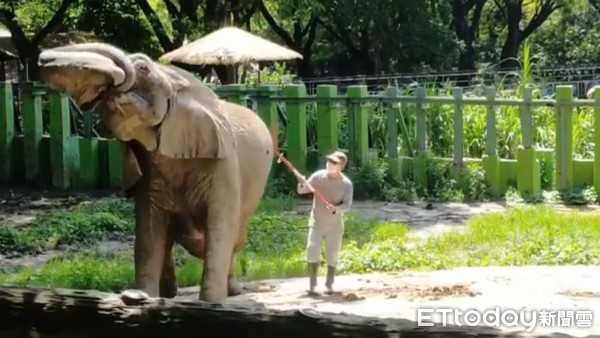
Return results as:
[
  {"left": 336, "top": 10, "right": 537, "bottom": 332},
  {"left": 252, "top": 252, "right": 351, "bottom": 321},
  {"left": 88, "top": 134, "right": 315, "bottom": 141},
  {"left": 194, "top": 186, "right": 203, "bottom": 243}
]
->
[
  {"left": 0, "top": 195, "right": 296, "bottom": 257},
  {"left": 0, "top": 199, "right": 134, "bottom": 257},
  {"left": 1, "top": 199, "right": 599, "bottom": 292},
  {"left": 339, "top": 206, "right": 600, "bottom": 273}
]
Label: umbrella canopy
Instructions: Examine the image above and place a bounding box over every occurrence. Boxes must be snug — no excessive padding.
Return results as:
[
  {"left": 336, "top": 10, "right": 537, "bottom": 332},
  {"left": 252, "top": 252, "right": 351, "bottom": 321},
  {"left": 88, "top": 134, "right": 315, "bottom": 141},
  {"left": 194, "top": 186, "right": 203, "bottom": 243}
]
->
[
  {"left": 0, "top": 28, "right": 18, "bottom": 60},
  {"left": 159, "top": 26, "right": 303, "bottom": 65}
]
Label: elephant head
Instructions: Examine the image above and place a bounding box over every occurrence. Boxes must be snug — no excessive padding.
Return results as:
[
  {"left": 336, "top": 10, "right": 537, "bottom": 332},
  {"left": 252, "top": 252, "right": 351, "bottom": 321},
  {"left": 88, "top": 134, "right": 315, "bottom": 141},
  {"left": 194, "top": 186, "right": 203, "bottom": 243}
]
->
[
  {"left": 37, "top": 42, "right": 236, "bottom": 190},
  {"left": 38, "top": 42, "right": 136, "bottom": 109}
]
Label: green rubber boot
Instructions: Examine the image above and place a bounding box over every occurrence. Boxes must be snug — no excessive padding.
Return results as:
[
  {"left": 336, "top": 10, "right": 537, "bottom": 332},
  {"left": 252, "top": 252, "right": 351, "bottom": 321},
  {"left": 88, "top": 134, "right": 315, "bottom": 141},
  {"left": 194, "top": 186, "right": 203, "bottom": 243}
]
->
[
  {"left": 308, "top": 262, "right": 318, "bottom": 294},
  {"left": 324, "top": 265, "right": 336, "bottom": 295}
]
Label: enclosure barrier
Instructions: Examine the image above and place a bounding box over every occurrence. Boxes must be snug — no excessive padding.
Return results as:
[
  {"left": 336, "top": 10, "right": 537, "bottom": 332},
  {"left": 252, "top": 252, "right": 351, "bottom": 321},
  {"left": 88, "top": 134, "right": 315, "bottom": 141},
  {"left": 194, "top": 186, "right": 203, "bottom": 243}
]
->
[
  {"left": 0, "top": 285, "right": 568, "bottom": 338},
  {"left": 1, "top": 81, "right": 599, "bottom": 197}
]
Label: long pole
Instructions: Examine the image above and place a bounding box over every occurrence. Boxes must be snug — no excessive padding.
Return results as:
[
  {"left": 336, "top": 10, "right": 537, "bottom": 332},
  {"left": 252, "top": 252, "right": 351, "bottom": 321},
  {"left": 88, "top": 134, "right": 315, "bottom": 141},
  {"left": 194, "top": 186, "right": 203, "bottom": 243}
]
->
[{"left": 276, "top": 152, "right": 336, "bottom": 214}]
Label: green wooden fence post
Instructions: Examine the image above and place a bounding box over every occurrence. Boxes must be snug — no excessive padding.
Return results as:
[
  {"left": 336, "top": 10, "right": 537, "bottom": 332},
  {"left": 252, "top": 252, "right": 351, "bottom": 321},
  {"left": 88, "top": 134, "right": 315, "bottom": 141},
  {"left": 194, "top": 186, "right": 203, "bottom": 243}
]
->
[
  {"left": 395, "top": 88, "right": 413, "bottom": 158},
  {"left": 452, "top": 87, "right": 465, "bottom": 172},
  {"left": 316, "top": 85, "right": 339, "bottom": 162},
  {"left": 257, "top": 84, "right": 279, "bottom": 146},
  {"left": 384, "top": 87, "right": 399, "bottom": 159},
  {"left": 414, "top": 87, "right": 428, "bottom": 191},
  {"left": 221, "top": 84, "right": 246, "bottom": 106},
  {"left": 284, "top": 84, "right": 308, "bottom": 173},
  {"left": 83, "top": 110, "right": 93, "bottom": 138},
  {"left": 0, "top": 82, "right": 15, "bottom": 184},
  {"left": 256, "top": 84, "right": 278, "bottom": 188},
  {"left": 384, "top": 86, "right": 404, "bottom": 180},
  {"left": 516, "top": 85, "right": 541, "bottom": 197},
  {"left": 77, "top": 139, "right": 100, "bottom": 189},
  {"left": 346, "top": 85, "right": 369, "bottom": 165},
  {"left": 594, "top": 89, "right": 600, "bottom": 195},
  {"left": 22, "top": 82, "right": 46, "bottom": 186},
  {"left": 98, "top": 138, "right": 109, "bottom": 189},
  {"left": 481, "top": 86, "right": 501, "bottom": 196},
  {"left": 76, "top": 110, "right": 100, "bottom": 189},
  {"left": 48, "top": 91, "right": 72, "bottom": 189},
  {"left": 555, "top": 85, "right": 574, "bottom": 191},
  {"left": 415, "top": 87, "right": 427, "bottom": 155},
  {"left": 107, "top": 139, "right": 123, "bottom": 188}
]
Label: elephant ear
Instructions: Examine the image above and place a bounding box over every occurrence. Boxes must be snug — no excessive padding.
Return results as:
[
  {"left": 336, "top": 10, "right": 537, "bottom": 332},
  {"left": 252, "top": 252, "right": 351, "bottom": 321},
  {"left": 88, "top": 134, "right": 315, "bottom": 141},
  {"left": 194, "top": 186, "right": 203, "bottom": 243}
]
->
[
  {"left": 157, "top": 85, "right": 236, "bottom": 159},
  {"left": 120, "top": 142, "right": 142, "bottom": 196}
]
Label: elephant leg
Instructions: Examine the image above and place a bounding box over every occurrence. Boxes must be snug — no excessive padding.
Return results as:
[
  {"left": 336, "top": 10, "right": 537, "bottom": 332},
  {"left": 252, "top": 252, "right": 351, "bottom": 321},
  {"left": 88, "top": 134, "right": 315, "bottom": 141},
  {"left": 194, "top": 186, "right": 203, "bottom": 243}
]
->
[
  {"left": 199, "top": 166, "right": 240, "bottom": 302},
  {"left": 228, "top": 218, "right": 249, "bottom": 296},
  {"left": 159, "top": 235, "right": 177, "bottom": 298},
  {"left": 227, "top": 252, "right": 243, "bottom": 296},
  {"left": 132, "top": 181, "right": 169, "bottom": 297}
]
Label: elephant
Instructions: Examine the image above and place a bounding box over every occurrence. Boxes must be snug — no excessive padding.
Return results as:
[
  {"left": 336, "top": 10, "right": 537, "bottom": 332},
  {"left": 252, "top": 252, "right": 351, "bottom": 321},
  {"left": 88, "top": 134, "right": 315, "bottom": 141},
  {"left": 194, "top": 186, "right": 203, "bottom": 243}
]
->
[{"left": 37, "top": 42, "right": 275, "bottom": 302}]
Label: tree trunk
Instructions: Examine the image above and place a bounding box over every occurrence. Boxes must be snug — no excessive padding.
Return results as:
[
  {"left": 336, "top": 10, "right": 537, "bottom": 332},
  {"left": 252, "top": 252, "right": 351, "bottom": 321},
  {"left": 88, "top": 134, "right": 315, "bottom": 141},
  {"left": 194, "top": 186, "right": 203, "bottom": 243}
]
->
[
  {"left": 0, "top": 286, "right": 540, "bottom": 338},
  {"left": 298, "top": 51, "right": 313, "bottom": 78},
  {"left": 458, "top": 46, "right": 476, "bottom": 71},
  {"left": 452, "top": 0, "right": 486, "bottom": 72},
  {"left": 498, "top": 2, "right": 522, "bottom": 69}
]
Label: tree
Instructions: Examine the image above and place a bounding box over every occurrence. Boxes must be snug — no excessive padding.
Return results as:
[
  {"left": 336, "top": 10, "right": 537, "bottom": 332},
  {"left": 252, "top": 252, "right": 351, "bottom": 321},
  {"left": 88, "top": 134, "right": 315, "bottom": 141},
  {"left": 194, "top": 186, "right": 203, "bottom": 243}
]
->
[
  {"left": 494, "top": 0, "right": 562, "bottom": 69},
  {"left": 589, "top": 0, "right": 600, "bottom": 12},
  {"left": 134, "top": 0, "right": 259, "bottom": 81},
  {"left": 315, "top": 0, "right": 459, "bottom": 75},
  {"left": 0, "top": 0, "right": 76, "bottom": 78},
  {"left": 451, "top": 0, "right": 488, "bottom": 71},
  {"left": 75, "top": 0, "right": 160, "bottom": 57},
  {"left": 532, "top": 1, "right": 600, "bottom": 68},
  {"left": 134, "top": 0, "right": 259, "bottom": 52},
  {"left": 257, "top": 0, "right": 320, "bottom": 77}
]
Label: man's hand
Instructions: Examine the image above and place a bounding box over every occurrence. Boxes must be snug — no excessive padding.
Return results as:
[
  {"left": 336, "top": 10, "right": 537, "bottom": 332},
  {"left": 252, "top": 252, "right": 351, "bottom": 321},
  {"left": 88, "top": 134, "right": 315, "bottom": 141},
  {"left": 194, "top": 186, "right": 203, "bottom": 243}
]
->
[
  {"left": 326, "top": 204, "right": 338, "bottom": 214},
  {"left": 296, "top": 175, "right": 308, "bottom": 191},
  {"left": 296, "top": 174, "right": 308, "bottom": 186}
]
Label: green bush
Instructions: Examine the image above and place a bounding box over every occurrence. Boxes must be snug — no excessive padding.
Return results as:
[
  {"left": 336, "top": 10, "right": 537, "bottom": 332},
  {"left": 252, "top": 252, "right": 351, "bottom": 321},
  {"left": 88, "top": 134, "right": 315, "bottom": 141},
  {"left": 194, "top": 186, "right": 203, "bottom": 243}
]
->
[{"left": 0, "top": 227, "right": 43, "bottom": 257}]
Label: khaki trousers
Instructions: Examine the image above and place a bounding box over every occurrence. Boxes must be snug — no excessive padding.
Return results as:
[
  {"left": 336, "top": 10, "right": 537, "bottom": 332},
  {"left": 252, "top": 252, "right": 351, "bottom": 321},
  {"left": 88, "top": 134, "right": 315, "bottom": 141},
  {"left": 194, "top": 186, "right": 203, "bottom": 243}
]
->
[{"left": 306, "top": 222, "right": 344, "bottom": 267}]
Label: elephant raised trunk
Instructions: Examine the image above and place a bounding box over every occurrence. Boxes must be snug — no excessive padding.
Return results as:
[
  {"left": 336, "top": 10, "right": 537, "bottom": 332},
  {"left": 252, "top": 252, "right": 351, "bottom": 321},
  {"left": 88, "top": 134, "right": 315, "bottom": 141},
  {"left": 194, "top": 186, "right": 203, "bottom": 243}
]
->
[
  {"left": 38, "top": 42, "right": 137, "bottom": 110},
  {"left": 49, "top": 42, "right": 137, "bottom": 92}
]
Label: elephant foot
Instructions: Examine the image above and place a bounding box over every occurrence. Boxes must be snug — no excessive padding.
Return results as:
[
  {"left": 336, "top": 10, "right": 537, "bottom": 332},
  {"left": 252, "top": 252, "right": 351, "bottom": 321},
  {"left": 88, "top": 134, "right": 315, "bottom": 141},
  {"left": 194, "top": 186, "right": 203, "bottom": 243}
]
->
[
  {"left": 228, "top": 278, "right": 244, "bottom": 296},
  {"left": 159, "top": 280, "right": 178, "bottom": 298},
  {"left": 199, "top": 285, "right": 228, "bottom": 302}
]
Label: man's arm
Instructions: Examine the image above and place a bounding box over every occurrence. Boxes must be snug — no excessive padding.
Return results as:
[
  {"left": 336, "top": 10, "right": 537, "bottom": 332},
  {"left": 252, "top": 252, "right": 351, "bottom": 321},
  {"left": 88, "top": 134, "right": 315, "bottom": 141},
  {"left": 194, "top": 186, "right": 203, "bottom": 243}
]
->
[
  {"left": 335, "top": 181, "right": 353, "bottom": 212},
  {"left": 297, "top": 172, "right": 317, "bottom": 194}
]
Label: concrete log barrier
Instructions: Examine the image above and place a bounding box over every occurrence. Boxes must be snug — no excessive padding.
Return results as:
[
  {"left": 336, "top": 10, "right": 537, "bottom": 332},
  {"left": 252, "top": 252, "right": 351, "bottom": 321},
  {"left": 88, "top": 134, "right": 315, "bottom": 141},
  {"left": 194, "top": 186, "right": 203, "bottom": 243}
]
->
[{"left": 0, "top": 286, "right": 579, "bottom": 338}]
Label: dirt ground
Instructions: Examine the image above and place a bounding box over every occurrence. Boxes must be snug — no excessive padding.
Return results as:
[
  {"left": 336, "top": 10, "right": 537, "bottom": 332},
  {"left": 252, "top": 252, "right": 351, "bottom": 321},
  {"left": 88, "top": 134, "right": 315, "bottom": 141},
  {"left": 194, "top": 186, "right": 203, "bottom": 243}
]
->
[
  {"left": 179, "top": 266, "right": 600, "bottom": 337},
  {"left": 1, "top": 188, "right": 600, "bottom": 336}
]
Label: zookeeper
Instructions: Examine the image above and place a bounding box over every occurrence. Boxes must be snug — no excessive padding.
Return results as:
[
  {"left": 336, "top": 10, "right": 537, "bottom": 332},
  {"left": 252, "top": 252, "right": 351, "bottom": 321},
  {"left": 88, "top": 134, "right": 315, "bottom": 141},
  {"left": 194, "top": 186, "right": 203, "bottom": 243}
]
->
[{"left": 296, "top": 150, "right": 354, "bottom": 295}]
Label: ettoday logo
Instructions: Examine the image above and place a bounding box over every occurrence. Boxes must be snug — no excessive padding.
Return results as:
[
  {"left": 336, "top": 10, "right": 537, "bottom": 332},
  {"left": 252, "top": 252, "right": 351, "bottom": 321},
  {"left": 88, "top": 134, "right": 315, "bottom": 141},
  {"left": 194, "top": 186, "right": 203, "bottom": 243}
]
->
[{"left": 417, "top": 307, "right": 594, "bottom": 332}]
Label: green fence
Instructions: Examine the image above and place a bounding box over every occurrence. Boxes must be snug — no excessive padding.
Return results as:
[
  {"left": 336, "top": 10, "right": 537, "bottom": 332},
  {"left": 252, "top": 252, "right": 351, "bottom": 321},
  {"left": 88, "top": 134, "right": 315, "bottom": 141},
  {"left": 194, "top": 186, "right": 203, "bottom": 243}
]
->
[{"left": 1, "top": 81, "right": 599, "bottom": 197}]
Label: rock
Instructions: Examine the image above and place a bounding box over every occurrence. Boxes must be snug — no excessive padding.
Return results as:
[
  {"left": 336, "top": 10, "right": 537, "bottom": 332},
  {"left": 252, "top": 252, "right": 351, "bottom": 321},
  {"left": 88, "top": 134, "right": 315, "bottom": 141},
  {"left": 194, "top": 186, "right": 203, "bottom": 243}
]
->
[{"left": 119, "top": 289, "right": 150, "bottom": 305}]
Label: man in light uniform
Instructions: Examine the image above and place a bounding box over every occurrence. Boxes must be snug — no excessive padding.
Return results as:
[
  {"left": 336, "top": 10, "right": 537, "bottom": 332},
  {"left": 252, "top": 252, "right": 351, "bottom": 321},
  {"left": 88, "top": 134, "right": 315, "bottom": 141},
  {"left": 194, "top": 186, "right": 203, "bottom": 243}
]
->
[{"left": 297, "top": 150, "right": 353, "bottom": 295}]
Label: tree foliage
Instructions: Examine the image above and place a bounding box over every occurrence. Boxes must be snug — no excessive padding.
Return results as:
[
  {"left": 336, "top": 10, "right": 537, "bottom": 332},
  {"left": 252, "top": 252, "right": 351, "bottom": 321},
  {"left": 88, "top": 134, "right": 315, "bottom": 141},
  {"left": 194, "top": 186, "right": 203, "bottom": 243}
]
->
[{"left": 0, "top": 0, "right": 597, "bottom": 78}]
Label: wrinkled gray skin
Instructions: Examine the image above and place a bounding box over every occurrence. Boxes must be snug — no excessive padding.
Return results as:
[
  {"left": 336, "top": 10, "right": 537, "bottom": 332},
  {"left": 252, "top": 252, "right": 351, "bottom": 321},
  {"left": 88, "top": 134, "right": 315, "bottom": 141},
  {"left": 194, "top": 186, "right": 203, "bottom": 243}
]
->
[{"left": 37, "top": 43, "right": 275, "bottom": 302}]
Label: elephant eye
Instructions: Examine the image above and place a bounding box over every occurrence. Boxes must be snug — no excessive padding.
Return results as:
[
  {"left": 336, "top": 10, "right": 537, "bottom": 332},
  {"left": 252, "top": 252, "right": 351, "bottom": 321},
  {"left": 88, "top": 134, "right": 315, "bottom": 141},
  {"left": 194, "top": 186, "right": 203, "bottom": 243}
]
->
[{"left": 136, "top": 63, "right": 150, "bottom": 74}]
